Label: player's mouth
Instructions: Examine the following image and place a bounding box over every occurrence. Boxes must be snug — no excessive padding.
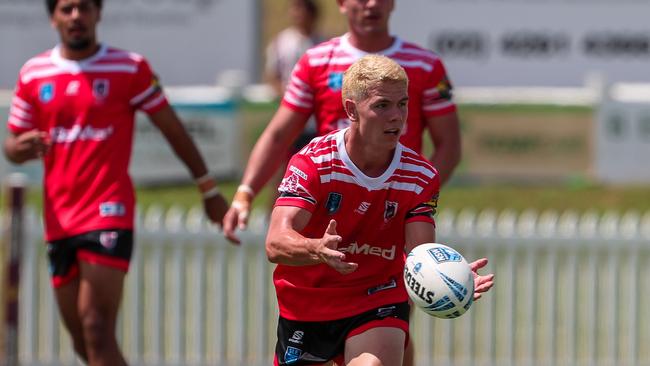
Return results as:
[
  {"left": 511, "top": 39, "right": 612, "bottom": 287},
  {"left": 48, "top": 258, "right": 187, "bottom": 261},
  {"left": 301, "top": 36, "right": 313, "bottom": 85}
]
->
[
  {"left": 68, "top": 25, "right": 87, "bottom": 37},
  {"left": 384, "top": 128, "right": 400, "bottom": 135},
  {"left": 363, "top": 12, "right": 383, "bottom": 22}
]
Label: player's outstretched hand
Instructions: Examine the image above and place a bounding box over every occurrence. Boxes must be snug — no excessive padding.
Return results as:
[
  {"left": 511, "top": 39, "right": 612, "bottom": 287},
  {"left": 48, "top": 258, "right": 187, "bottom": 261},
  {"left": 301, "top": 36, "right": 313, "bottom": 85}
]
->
[
  {"left": 203, "top": 192, "right": 228, "bottom": 228},
  {"left": 7, "top": 130, "right": 51, "bottom": 163},
  {"left": 469, "top": 258, "right": 494, "bottom": 300},
  {"left": 222, "top": 193, "right": 252, "bottom": 245},
  {"left": 316, "top": 220, "right": 358, "bottom": 275}
]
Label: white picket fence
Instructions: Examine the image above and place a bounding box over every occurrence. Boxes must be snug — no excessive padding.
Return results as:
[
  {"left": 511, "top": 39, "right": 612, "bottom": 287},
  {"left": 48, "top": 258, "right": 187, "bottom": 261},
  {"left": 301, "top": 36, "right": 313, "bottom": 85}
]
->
[{"left": 8, "top": 206, "right": 650, "bottom": 366}]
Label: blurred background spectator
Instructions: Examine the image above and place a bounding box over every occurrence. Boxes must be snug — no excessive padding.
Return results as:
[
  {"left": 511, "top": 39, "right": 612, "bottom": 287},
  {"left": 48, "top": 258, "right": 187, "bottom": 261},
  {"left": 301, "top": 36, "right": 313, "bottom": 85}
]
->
[
  {"left": 264, "top": 0, "right": 324, "bottom": 97},
  {"left": 263, "top": 0, "right": 323, "bottom": 217}
]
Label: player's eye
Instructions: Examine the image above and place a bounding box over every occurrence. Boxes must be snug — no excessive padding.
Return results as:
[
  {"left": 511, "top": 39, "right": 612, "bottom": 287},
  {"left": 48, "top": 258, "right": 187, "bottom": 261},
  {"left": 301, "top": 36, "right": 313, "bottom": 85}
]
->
[{"left": 60, "top": 5, "right": 74, "bottom": 14}]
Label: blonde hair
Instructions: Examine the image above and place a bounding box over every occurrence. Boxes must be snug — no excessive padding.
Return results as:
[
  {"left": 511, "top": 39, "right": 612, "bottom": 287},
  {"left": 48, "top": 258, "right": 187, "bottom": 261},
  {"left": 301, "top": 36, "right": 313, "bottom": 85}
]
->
[{"left": 342, "top": 54, "right": 408, "bottom": 103}]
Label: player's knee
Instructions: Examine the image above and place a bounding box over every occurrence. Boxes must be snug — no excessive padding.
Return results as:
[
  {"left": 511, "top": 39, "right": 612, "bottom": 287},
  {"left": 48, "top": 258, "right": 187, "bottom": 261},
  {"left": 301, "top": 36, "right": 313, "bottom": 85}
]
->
[{"left": 80, "top": 309, "right": 113, "bottom": 348}]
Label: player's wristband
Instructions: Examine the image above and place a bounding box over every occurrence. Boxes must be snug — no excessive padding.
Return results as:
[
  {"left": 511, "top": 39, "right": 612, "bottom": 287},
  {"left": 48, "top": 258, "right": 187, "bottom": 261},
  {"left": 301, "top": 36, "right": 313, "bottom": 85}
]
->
[
  {"left": 236, "top": 184, "right": 255, "bottom": 196},
  {"left": 202, "top": 186, "right": 221, "bottom": 199},
  {"left": 195, "top": 173, "right": 213, "bottom": 186},
  {"left": 196, "top": 173, "right": 219, "bottom": 198}
]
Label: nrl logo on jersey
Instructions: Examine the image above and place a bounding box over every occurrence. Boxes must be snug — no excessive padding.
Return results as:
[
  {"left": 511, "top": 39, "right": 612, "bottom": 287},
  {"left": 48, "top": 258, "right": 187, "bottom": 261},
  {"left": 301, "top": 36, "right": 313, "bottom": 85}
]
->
[
  {"left": 328, "top": 72, "right": 343, "bottom": 91},
  {"left": 39, "top": 82, "right": 54, "bottom": 103},
  {"left": 384, "top": 201, "right": 398, "bottom": 222},
  {"left": 325, "top": 192, "right": 342, "bottom": 215}
]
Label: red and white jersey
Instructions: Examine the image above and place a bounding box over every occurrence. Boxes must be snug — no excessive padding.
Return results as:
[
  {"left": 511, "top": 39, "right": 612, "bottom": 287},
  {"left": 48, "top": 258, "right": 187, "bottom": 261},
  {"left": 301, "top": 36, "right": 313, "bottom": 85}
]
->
[
  {"left": 7, "top": 44, "right": 169, "bottom": 241},
  {"left": 282, "top": 33, "right": 456, "bottom": 153},
  {"left": 273, "top": 129, "right": 440, "bottom": 321}
]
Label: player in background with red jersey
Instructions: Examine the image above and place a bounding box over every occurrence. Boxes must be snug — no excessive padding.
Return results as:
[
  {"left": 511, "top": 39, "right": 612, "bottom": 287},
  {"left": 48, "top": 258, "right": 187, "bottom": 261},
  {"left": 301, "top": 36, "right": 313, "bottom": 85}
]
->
[
  {"left": 3, "top": 1, "right": 228, "bottom": 364},
  {"left": 266, "top": 55, "right": 493, "bottom": 366},
  {"left": 224, "top": 0, "right": 461, "bottom": 244}
]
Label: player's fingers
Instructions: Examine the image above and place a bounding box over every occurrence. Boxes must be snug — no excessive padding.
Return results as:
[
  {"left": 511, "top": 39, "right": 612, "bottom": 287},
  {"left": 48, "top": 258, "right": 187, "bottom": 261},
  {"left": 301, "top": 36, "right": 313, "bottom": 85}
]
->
[
  {"left": 223, "top": 229, "right": 241, "bottom": 244},
  {"left": 324, "top": 234, "right": 342, "bottom": 249},
  {"left": 37, "top": 130, "right": 50, "bottom": 141},
  {"left": 320, "top": 247, "right": 345, "bottom": 261},
  {"left": 224, "top": 231, "right": 241, "bottom": 245},
  {"left": 222, "top": 209, "right": 241, "bottom": 245},
  {"left": 474, "top": 274, "right": 495, "bottom": 292},
  {"left": 325, "top": 219, "right": 337, "bottom": 235},
  {"left": 237, "top": 209, "right": 249, "bottom": 229},
  {"left": 232, "top": 201, "right": 250, "bottom": 230},
  {"left": 469, "top": 258, "right": 488, "bottom": 272},
  {"left": 333, "top": 261, "right": 358, "bottom": 275}
]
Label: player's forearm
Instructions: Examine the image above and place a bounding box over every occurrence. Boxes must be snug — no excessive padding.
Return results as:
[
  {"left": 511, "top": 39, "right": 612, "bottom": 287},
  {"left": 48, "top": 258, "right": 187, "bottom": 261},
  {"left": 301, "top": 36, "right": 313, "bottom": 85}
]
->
[
  {"left": 404, "top": 221, "right": 436, "bottom": 255},
  {"left": 241, "top": 127, "right": 293, "bottom": 195},
  {"left": 3, "top": 136, "right": 36, "bottom": 164},
  {"left": 168, "top": 133, "right": 210, "bottom": 179},
  {"left": 154, "top": 113, "right": 210, "bottom": 179},
  {"left": 266, "top": 230, "right": 322, "bottom": 266},
  {"left": 4, "top": 138, "right": 25, "bottom": 164},
  {"left": 428, "top": 144, "right": 461, "bottom": 185}
]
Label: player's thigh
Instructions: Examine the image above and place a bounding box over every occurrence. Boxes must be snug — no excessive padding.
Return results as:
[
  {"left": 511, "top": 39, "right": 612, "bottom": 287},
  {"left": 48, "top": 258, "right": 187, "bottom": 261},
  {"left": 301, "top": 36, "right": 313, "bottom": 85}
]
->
[
  {"left": 77, "top": 262, "right": 126, "bottom": 320},
  {"left": 48, "top": 236, "right": 84, "bottom": 334},
  {"left": 54, "top": 278, "right": 83, "bottom": 334},
  {"left": 344, "top": 327, "right": 405, "bottom": 366},
  {"left": 76, "top": 229, "right": 132, "bottom": 316}
]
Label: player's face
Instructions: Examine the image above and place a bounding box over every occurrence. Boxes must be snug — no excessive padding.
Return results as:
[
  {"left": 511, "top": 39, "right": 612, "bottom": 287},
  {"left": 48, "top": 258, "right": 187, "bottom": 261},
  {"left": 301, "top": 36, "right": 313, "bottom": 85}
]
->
[
  {"left": 338, "top": 0, "right": 394, "bottom": 37},
  {"left": 289, "top": 1, "right": 314, "bottom": 29},
  {"left": 354, "top": 81, "right": 408, "bottom": 149},
  {"left": 50, "top": 0, "right": 100, "bottom": 51}
]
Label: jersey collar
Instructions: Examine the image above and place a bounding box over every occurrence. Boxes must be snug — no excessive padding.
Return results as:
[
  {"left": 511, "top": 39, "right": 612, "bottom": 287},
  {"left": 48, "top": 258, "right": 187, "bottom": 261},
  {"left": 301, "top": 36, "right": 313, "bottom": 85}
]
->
[
  {"left": 339, "top": 33, "right": 403, "bottom": 58},
  {"left": 51, "top": 43, "right": 108, "bottom": 73},
  {"left": 336, "top": 128, "right": 403, "bottom": 191}
]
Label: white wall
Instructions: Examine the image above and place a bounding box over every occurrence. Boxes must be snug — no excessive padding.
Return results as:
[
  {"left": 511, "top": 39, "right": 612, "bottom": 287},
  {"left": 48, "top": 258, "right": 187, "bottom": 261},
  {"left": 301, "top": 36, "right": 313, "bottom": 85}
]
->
[
  {"left": 391, "top": 0, "right": 650, "bottom": 87},
  {"left": 0, "top": 0, "right": 258, "bottom": 88}
]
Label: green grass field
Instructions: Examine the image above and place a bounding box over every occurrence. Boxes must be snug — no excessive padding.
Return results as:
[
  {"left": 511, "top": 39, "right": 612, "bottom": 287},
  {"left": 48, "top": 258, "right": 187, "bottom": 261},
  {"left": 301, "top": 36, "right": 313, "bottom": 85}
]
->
[
  {"left": 133, "top": 183, "right": 650, "bottom": 213},
  {"left": 11, "top": 102, "right": 650, "bottom": 215},
  {"left": 13, "top": 180, "right": 650, "bottom": 217}
]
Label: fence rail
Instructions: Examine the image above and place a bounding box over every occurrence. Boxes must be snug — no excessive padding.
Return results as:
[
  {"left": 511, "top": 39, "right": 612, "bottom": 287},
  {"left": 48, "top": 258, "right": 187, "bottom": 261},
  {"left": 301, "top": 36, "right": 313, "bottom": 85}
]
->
[{"left": 5, "top": 206, "right": 650, "bottom": 366}]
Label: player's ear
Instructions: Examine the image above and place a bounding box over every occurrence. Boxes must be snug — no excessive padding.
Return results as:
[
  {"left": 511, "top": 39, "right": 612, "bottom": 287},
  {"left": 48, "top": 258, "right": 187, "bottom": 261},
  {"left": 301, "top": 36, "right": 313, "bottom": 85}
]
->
[
  {"left": 336, "top": 0, "right": 347, "bottom": 15},
  {"left": 344, "top": 99, "right": 358, "bottom": 121}
]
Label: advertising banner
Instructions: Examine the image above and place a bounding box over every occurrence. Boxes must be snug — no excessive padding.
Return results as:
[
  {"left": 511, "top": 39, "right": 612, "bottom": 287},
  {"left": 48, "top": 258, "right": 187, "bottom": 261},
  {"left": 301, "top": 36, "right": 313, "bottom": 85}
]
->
[
  {"left": 392, "top": 0, "right": 650, "bottom": 87},
  {"left": 0, "top": 0, "right": 257, "bottom": 88}
]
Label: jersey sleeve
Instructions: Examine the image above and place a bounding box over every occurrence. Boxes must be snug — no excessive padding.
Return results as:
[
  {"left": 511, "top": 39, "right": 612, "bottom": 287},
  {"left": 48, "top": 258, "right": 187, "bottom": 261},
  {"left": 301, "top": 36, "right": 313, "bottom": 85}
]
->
[
  {"left": 275, "top": 153, "right": 320, "bottom": 212},
  {"left": 7, "top": 77, "right": 37, "bottom": 134},
  {"left": 405, "top": 167, "right": 441, "bottom": 226},
  {"left": 421, "top": 57, "right": 457, "bottom": 118},
  {"left": 280, "top": 52, "right": 314, "bottom": 115},
  {"left": 129, "top": 58, "right": 169, "bottom": 115}
]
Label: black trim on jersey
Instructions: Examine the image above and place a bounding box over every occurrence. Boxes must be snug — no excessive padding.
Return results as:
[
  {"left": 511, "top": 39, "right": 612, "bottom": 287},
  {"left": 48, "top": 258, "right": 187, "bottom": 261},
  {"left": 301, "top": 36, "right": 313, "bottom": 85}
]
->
[
  {"left": 405, "top": 202, "right": 435, "bottom": 221},
  {"left": 279, "top": 191, "right": 317, "bottom": 205},
  {"left": 132, "top": 85, "right": 162, "bottom": 109}
]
